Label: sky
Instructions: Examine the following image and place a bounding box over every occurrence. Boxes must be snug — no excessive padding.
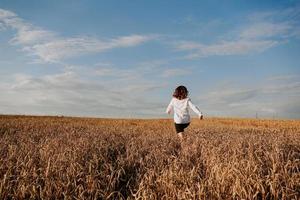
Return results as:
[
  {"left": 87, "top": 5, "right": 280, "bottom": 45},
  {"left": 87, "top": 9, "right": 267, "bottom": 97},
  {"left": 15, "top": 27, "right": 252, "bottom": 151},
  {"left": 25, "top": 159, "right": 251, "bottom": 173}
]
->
[{"left": 0, "top": 0, "right": 300, "bottom": 119}]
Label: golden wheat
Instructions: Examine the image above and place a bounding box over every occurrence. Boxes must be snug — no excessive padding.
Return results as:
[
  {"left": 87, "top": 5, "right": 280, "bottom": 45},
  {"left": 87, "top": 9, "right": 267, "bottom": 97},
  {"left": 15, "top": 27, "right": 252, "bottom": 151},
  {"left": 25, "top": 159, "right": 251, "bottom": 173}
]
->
[{"left": 0, "top": 115, "right": 299, "bottom": 199}]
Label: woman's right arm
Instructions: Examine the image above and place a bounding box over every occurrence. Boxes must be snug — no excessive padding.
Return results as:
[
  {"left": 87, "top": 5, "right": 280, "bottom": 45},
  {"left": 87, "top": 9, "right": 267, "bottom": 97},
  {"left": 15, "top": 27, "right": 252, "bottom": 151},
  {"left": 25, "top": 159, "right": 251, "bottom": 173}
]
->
[{"left": 166, "top": 99, "right": 173, "bottom": 114}]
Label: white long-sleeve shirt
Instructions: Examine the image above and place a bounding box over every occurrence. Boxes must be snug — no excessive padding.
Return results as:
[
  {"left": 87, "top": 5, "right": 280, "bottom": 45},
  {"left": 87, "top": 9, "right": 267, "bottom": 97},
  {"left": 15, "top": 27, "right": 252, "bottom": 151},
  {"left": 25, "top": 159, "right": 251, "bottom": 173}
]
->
[{"left": 166, "top": 97, "right": 202, "bottom": 124}]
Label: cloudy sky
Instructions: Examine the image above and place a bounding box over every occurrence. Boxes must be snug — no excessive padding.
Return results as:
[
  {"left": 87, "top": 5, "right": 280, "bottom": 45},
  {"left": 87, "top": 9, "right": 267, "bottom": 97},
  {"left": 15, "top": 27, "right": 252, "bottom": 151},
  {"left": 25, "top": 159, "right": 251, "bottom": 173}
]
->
[{"left": 0, "top": 0, "right": 300, "bottom": 119}]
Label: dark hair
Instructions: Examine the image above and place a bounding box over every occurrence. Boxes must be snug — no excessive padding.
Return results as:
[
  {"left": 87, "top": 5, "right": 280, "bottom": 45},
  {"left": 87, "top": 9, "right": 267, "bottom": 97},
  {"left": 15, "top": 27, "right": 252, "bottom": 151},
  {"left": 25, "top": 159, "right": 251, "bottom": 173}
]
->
[{"left": 173, "top": 85, "right": 188, "bottom": 100}]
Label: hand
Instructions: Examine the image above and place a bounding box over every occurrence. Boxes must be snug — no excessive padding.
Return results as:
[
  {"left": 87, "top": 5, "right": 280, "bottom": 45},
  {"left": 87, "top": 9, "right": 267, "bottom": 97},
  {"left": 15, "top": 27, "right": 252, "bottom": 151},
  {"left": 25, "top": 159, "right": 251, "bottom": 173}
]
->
[{"left": 199, "top": 115, "right": 203, "bottom": 120}]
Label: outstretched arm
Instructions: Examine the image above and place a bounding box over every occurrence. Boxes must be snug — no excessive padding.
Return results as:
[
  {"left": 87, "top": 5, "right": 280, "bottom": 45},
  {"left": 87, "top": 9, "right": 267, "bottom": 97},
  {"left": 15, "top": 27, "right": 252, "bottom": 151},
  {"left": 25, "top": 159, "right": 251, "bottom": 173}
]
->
[
  {"left": 188, "top": 98, "right": 203, "bottom": 118},
  {"left": 166, "top": 99, "right": 173, "bottom": 114}
]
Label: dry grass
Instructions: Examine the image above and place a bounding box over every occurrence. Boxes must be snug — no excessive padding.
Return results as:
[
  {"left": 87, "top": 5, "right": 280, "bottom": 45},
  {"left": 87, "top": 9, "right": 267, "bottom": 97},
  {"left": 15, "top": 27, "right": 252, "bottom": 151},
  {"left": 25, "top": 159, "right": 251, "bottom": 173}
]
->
[{"left": 0, "top": 115, "right": 299, "bottom": 199}]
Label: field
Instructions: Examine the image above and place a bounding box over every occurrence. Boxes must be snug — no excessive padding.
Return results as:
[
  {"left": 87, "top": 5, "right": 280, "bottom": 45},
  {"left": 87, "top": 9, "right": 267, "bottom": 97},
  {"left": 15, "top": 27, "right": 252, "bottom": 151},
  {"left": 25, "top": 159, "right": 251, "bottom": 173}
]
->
[{"left": 0, "top": 115, "right": 299, "bottom": 199}]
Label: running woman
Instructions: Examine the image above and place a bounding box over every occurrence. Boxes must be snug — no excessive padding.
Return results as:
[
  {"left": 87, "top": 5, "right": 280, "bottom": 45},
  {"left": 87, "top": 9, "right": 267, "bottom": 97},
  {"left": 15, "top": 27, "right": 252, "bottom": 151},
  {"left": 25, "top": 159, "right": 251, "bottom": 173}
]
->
[{"left": 166, "top": 85, "right": 203, "bottom": 140}]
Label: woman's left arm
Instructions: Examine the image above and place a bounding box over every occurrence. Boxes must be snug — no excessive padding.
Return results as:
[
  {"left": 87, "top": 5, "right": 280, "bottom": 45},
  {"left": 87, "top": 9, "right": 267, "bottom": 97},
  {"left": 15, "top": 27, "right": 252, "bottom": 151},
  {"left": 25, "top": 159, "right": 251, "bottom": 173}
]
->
[{"left": 188, "top": 98, "right": 203, "bottom": 117}]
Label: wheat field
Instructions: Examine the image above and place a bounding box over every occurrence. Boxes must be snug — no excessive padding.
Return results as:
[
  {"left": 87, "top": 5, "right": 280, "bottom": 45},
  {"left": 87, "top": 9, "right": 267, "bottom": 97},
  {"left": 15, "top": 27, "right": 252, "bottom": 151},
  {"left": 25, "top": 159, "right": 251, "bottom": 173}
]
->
[{"left": 0, "top": 115, "right": 299, "bottom": 199}]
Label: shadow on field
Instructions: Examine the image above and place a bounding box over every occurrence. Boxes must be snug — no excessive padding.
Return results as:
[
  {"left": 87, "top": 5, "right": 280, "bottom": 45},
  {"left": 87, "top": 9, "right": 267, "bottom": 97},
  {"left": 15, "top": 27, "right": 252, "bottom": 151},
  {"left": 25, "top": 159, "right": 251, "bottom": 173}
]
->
[{"left": 104, "top": 136, "right": 184, "bottom": 199}]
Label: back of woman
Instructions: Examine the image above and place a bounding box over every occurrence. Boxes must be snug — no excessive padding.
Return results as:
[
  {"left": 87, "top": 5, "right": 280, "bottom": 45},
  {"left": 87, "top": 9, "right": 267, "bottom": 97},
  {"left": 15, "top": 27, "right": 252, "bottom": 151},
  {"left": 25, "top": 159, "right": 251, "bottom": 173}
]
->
[
  {"left": 170, "top": 97, "right": 190, "bottom": 124},
  {"left": 166, "top": 85, "right": 203, "bottom": 140}
]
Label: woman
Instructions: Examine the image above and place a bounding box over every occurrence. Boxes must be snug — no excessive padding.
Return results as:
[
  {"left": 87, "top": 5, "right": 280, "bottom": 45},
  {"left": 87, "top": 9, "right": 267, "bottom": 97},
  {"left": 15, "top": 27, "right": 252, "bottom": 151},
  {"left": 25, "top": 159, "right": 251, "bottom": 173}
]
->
[{"left": 166, "top": 85, "right": 203, "bottom": 140}]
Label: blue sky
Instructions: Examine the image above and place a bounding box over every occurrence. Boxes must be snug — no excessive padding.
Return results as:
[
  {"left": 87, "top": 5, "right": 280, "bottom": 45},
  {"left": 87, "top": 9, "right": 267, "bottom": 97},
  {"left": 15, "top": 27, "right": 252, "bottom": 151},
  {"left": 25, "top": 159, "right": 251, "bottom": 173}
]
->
[{"left": 0, "top": 0, "right": 300, "bottom": 119}]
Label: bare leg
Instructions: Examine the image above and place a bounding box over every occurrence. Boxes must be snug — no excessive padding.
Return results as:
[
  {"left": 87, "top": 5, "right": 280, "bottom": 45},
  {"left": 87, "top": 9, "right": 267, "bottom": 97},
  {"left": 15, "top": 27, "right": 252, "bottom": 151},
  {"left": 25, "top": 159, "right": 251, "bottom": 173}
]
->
[
  {"left": 177, "top": 132, "right": 184, "bottom": 141},
  {"left": 178, "top": 132, "right": 188, "bottom": 155}
]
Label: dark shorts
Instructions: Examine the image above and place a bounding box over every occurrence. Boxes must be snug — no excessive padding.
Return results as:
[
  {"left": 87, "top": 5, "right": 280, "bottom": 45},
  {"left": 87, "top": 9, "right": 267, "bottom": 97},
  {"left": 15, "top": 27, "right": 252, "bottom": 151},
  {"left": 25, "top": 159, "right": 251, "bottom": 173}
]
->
[{"left": 174, "top": 123, "right": 190, "bottom": 133}]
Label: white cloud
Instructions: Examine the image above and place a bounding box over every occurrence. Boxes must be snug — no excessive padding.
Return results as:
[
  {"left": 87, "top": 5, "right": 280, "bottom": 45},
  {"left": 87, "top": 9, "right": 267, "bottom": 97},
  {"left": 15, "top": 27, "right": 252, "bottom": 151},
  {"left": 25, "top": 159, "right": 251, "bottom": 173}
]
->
[
  {"left": 0, "top": 8, "right": 156, "bottom": 63},
  {"left": 240, "top": 22, "right": 293, "bottom": 39},
  {"left": 21, "top": 35, "right": 155, "bottom": 63},
  {"left": 247, "top": 5, "right": 300, "bottom": 22},
  {"left": 11, "top": 29, "right": 57, "bottom": 45},
  {"left": 174, "top": 41, "right": 202, "bottom": 51},
  {"left": 0, "top": 22, "right": 5, "bottom": 30},
  {"left": 174, "top": 6, "right": 300, "bottom": 59},
  {"left": 0, "top": 56, "right": 176, "bottom": 117},
  {"left": 94, "top": 67, "right": 118, "bottom": 77},
  {"left": 240, "top": 6, "right": 300, "bottom": 39},
  {"left": 0, "top": 8, "right": 16, "bottom": 19},
  {"left": 175, "top": 40, "right": 278, "bottom": 58},
  {"left": 267, "top": 74, "right": 300, "bottom": 81},
  {"left": 196, "top": 76, "right": 300, "bottom": 118},
  {"left": 0, "top": 9, "right": 56, "bottom": 45},
  {"left": 161, "top": 68, "right": 191, "bottom": 77},
  {"left": 92, "top": 60, "right": 187, "bottom": 80},
  {"left": 201, "top": 79, "right": 300, "bottom": 105},
  {"left": 110, "top": 34, "right": 156, "bottom": 47},
  {"left": 0, "top": 69, "right": 167, "bottom": 117},
  {"left": 262, "top": 81, "right": 300, "bottom": 95},
  {"left": 206, "top": 88, "right": 259, "bottom": 104}
]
